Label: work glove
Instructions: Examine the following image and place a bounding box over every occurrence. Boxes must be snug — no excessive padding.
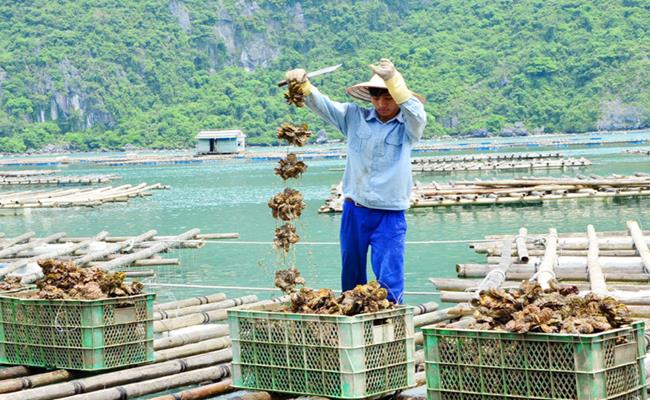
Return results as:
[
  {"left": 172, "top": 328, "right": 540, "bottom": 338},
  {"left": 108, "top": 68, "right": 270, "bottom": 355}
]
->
[
  {"left": 368, "top": 58, "right": 396, "bottom": 80},
  {"left": 285, "top": 68, "right": 313, "bottom": 96},
  {"left": 368, "top": 58, "right": 412, "bottom": 104}
]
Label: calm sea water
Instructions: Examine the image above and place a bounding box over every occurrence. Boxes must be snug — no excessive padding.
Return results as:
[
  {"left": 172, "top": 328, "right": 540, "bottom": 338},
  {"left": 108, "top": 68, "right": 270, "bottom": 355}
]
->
[{"left": 1, "top": 132, "right": 650, "bottom": 306}]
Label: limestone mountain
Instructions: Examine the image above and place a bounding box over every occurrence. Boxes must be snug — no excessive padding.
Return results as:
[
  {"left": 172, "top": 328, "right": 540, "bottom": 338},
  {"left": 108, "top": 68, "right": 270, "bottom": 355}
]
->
[{"left": 0, "top": 0, "right": 648, "bottom": 151}]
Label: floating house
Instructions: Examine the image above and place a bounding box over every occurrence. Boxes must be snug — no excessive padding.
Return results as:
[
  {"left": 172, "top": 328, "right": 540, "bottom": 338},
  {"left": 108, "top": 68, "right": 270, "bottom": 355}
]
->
[{"left": 195, "top": 130, "right": 246, "bottom": 155}]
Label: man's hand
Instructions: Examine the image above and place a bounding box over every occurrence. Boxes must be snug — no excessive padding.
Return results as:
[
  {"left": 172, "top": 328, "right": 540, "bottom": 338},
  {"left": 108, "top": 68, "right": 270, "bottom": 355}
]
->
[
  {"left": 369, "top": 58, "right": 396, "bottom": 80},
  {"left": 285, "top": 68, "right": 308, "bottom": 83}
]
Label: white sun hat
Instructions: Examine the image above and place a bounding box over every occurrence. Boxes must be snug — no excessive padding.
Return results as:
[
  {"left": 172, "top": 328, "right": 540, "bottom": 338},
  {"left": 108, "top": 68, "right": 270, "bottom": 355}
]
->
[{"left": 346, "top": 74, "right": 425, "bottom": 103}]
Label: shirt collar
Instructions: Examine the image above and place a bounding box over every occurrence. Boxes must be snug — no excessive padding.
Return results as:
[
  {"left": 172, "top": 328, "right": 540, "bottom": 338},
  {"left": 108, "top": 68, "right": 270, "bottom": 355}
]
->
[{"left": 365, "top": 108, "right": 404, "bottom": 124}]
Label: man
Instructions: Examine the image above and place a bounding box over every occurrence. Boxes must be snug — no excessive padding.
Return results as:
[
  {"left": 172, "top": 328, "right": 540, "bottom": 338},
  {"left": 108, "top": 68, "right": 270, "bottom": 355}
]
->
[{"left": 285, "top": 58, "right": 426, "bottom": 303}]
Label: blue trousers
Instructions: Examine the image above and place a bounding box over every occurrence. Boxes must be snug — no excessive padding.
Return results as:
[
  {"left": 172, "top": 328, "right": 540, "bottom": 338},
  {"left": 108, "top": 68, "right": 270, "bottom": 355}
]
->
[{"left": 340, "top": 200, "right": 407, "bottom": 303}]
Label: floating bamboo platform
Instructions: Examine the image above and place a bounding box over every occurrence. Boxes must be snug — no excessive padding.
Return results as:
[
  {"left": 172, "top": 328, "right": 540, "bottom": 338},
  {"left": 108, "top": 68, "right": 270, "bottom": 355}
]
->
[
  {"left": 430, "top": 221, "right": 650, "bottom": 311},
  {"left": 0, "top": 183, "right": 168, "bottom": 210},
  {"left": 0, "top": 130, "right": 648, "bottom": 168},
  {"left": 0, "top": 174, "right": 119, "bottom": 186},
  {"left": 626, "top": 149, "right": 650, "bottom": 155},
  {"left": 0, "top": 229, "right": 239, "bottom": 283},
  {"left": 319, "top": 173, "right": 650, "bottom": 213},
  {"left": 0, "top": 284, "right": 439, "bottom": 400},
  {"left": 410, "top": 155, "right": 590, "bottom": 173},
  {"left": 0, "top": 170, "right": 59, "bottom": 178}
]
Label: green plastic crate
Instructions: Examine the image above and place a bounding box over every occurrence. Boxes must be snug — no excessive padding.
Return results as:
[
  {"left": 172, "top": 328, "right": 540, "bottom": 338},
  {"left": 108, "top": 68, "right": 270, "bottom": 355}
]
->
[
  {"left": 228, "top": 303, "right": 415, "bottom": 399},
  {"left": 423, "top": 321, "right": 647, "bottom": 400},
  {"left": 0, "top": 290, "right": 155, "bottom": 370}
]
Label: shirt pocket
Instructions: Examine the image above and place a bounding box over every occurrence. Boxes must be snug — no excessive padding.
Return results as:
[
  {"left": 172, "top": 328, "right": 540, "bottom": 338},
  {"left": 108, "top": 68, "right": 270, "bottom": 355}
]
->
[
  {"left": 348, "top": 128, "right": 372, "bottom": 153},
  {"left": 383, "top": 131, "right": 404, "bottom": 162}
]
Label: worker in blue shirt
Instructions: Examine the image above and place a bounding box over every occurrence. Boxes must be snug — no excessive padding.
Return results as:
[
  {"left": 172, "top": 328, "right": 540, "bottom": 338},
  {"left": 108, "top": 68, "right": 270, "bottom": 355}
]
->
[{"left": 285, "top": 58, "right": 427, "bottom": 304}]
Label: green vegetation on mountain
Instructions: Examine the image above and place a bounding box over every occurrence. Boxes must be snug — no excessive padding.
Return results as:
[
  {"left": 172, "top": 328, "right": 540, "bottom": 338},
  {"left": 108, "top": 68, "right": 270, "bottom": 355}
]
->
[{"left": 0, "top": 0, "right": 649, "bottom": 152}]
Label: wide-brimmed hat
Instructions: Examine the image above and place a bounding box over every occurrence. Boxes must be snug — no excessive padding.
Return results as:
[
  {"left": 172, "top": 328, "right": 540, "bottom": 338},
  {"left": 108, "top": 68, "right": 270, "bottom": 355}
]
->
[{"left": 346, "top": 74, "right": 426, "bottom": 104}]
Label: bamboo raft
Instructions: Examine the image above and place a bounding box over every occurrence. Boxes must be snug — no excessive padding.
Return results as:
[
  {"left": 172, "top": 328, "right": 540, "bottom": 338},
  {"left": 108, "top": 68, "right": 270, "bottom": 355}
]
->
[
  {"left": 0, "top": 174, "right": 120, "bottom": 186},
  {"left": 0, "top": 229, "right": 239, "bottom": 283},
  {"left": 410, "top": 155, "right": 590, "bottom": 173},
  {"left": 319, "top": 173, "right": 650, "bottom": 213},
  {"left": 0, "top": 286, "right": 438, "bottom": 400},
  {"left": 430, "top": 221, "right": 650, "bottom": 311},
  {"left": 626, "top": 149, "right": 650, "bottom": 155},
  {"left": 0, "top": 170, "right": 59, "bottom": 178},
  {"left": 0, "top": 183, "right": 168, "bottom": 210}
]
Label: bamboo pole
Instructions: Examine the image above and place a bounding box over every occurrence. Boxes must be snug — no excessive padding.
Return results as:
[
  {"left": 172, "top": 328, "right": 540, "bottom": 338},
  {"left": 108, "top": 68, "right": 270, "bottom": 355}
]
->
[
  {"left": 155, "top": 293, "right": 227, "bottom": 312},
  {"left": 0, "top": 232, "right": 66, "bottom": 258},
  {"left": 147, "top": 379, "right": 233, "bottom": 400},
  {"left": 0, "top": 366, "right": 32, "bottom": 380},
  {"left": 131, "top": 258, "right": 180, "bottom": 266},
  {"left": 483, "top": 256, "right": 647, "bottom": 269},
  {"left": 538, "top": 229, "right": 557, "bottom": 289},
  {"left": 628, "top": 220, "right": 650, "bottom": 276},
  {"left": 122, "top": 270, "right": 154, "bottom": 277},
  {"left": 154, "top": 324, "right": 230, "bottom": 351},
  {"left": 4, "top": 349, "right": 233, "bottom": 400},
  {"left": 430, "top": 277, "right": 650, "bottom": 292},
  {"left": 476, "top": 239, "right": 512, "bottom": 294},
  {"left": 227, "top": 391, "right": 272, "bottom": 400},
  {"left": 99, "top": 229, "right": 200, "bottom": 271},
  {"left": 515, "top": 227, "right": 529, "bottom": 263},
  {"left": 154, "top": 337, "right": 231, "bottom": 362},
  {"left": 413, "top": 301, "right": 438, "bottom": 316},
  {"left": 154, "top": 296, "right": 258, "bottom": 320},
  {"left": 587, "top": 225, "right": 608, "bottom": 294},
  {"left": 154, "top": 295, "right": 290, "bottom": 333},
  {"left": 154, "top": 308, "right": 229, "bottom": 333},
  {"left": 0, "top": 232, "right": 35, "bottom": 250},
  {"left": 0, "top": 369, "right": 72, "bottom": 394},
  {"left": 75, "top": 230, "right": 157, "bottom": 267},
  {"left": 413, "top": 304, "right": 473, "bottom": 327},
  {"left": 62, "top": 233, "right": 239, "bottom": 242},
  {"left": 480, "top": 248, "right": 638, "bottom": 257},
  {"left": 1, "top": 231, "right": 109, "bottom": 280},
  {"left": 57, "top": 363, "right": 231, "bottom": 400}
]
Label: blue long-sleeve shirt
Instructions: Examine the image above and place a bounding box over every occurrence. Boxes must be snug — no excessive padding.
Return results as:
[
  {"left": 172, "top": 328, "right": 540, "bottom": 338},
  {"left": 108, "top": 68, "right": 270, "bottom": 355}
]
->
[{"left": 305, "top": 87, "right": 427, "bottom": 210}]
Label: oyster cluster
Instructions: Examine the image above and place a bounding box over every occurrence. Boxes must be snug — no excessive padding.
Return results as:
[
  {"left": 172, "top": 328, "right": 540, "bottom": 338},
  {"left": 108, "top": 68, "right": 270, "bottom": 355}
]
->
[
  {"left": 34, "top": 259, "right": 144, "bottom": 300},
  {"left": 470, "top": 280, "right": 631, "bottom": 334},
  {"left": 288, "top": 281, "right": 394, "bottom": 316},
  {"left": 0, "top": 276, "right": 23, "bottom": 291},
  {"left": 275, "top": 153, "right": 308, "bottom": 180},
  {"left": 277, "top": 123, "right": 312, "bottom": 147},
  {"left": 274, "top": 268, "right": 306, "bottom": 294},
  {"left": 274, "top": 223, "right": 300, "bottom": 253},
  {"left": 284, "top": 80, "right": 306, "bottom": 107},
  {"left": 268, "top": 188, "right": 306, "bottom": 221}
]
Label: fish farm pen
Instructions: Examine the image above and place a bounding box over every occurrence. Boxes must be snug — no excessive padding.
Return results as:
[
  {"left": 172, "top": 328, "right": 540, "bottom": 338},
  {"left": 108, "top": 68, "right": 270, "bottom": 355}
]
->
[
  {"left": 0, "top": 129, "right": 647, "bottom": 168},
  {"left": 410, "top": 155, "right": 591, "bottom": 173},
  {"left": 0, "top": 183, "right": 168, "bottom": 213},
  {"left": 319, "top": 173, "right": 650, "bottom": 213}
]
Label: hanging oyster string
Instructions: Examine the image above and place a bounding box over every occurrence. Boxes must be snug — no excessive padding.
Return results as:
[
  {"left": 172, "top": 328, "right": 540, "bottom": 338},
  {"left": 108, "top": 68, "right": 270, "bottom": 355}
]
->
[
  {"left": 268, "top": 188, "right": 306, "bottom": 221},
  {"left": 277, "top": 123, "right": 312, "bottom": 147},
  {"left": 275, "top": 153, "right": 308, "bottom": 180},
  {"left": 273, "top": 223, "right": 300, "bottom": 253},
  {"left": 284, "top": 80, "right": 306, "bottom": 107}
]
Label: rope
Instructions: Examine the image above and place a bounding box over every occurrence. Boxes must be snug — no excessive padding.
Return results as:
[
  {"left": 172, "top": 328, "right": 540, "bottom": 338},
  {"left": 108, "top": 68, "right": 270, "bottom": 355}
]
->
[
  {"left": 145, "top": 282, "right": 440, "bottom": 296},
  {"left": 196, "top": 238, "right": 494, "bottom": 246}
]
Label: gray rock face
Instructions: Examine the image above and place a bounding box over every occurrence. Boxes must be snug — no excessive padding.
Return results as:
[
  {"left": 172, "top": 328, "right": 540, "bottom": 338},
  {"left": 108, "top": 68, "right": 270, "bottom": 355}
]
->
[
  {"left": 169, "top": 0, "right": 191, "bottom": 33},
  {"left": 500, "top": 122, "right": 529, "bottom": 137},
  {"left": 0, "top": 67, "right": 6, "bottom": 97},
  {"left": 597, "top": 99, "right": 644, "bottom": 131}
]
